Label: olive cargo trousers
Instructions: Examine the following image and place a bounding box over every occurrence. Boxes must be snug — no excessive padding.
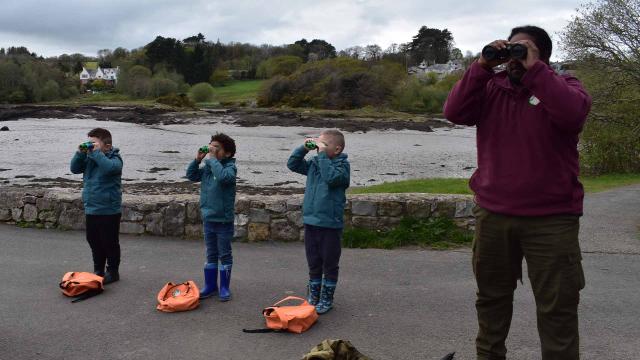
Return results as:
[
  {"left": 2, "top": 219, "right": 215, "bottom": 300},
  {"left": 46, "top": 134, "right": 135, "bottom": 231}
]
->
[{"left": 472, "top": 206, "right": 585, "bottom": 360}]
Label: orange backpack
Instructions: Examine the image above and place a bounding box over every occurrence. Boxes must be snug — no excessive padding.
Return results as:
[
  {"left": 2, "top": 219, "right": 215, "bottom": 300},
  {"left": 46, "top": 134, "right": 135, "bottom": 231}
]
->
[
  {"left": 244, "top": 296, "right": 318, "bottom": 334},
  {"left": 156, "top": 281, "right": 200, "bottom": 313},
  {"left": 59, "top": 272, "right": 104, "bottom": 303}
]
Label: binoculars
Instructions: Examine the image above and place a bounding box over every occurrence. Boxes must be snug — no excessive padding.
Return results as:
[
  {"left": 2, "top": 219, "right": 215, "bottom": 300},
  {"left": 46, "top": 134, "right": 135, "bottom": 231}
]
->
[
  {"left": 482, "top": 43, "right": 527, "bottom": 61},
  {"left": 79, "top": 141, "right": 94, "bottom": 151},
  {"left": 198, "top": 146, "right": 210, "bottom": 154},
  {"left": 304, "top": 140, "right": 318, "bottom": 150}
]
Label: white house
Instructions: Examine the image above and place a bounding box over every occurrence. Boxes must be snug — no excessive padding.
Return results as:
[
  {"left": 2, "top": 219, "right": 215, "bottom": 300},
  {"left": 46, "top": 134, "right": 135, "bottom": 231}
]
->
[
  {"left": 408, "top": 59, "right": 464, "bottom": 77},
  {"left": 79, "top": 66, "right": 119, "bottom": 85}
]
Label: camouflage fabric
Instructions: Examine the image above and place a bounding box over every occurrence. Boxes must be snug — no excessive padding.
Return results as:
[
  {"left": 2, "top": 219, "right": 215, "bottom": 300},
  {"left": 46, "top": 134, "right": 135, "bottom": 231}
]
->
[{"left": 302, "top": 339, "right": 372, "bottom": 360}]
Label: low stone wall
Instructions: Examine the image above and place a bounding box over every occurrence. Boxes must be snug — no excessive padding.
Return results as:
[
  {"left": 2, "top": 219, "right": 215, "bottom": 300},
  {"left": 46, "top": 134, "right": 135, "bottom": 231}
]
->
[{"left": 0, "top": 187, "right": 475, "bottom": 241}]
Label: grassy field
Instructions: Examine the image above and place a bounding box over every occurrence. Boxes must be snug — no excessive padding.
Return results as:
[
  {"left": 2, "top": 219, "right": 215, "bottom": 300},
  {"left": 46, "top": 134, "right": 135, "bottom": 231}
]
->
[
  {"left": 350, "top": 173, "right": 640, "bottom": 195},
  {"left": 198, "top": 80, "right": 265, "bottom": 106}
]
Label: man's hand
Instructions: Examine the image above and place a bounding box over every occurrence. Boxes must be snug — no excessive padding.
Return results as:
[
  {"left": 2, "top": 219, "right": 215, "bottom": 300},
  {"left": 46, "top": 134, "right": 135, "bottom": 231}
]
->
[
  {"left": 478, "top": 40, "right": 510, "bottom": 70},
  {"left": 512, "top": 39, "right": 540, "bottom": 69}
]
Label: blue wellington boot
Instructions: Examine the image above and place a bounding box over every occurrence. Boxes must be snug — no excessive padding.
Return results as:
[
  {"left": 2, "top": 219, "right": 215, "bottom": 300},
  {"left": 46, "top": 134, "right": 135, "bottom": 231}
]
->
[
  {"left": 307, "top": 279, "right": 322, "bottom": 306},
  {"left": 199, "top": 263, "right": 218, "bottom": 299},
  {"left": 316, "top": 279, "right": 337, "bottom": 314},
  {"left": 219, "top": 264, "right": 232, "bottom": 302}
]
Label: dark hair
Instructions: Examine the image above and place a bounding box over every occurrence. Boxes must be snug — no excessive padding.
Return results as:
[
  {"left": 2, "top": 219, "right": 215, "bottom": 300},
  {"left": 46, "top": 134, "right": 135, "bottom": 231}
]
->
[
  {"left": 87, "top": 128, "right": 112, "bottom": 145},
  {"left": 210, "top": 132, "right": 236, "bottom": 157},
  {"left": 508, "top": 25, "right": 552, "bottom": 62}
]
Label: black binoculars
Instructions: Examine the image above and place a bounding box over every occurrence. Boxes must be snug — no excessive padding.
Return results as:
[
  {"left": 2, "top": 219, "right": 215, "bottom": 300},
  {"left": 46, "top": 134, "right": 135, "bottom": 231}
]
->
[{"left": 482, "top": 43, "right": 527, "bottom": 61}]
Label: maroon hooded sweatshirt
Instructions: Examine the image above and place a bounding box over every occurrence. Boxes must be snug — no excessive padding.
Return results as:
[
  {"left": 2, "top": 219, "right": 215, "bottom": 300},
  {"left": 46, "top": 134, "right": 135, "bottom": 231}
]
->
[{"left": 443, "top": 60, "right": 592, "bottom": 216}]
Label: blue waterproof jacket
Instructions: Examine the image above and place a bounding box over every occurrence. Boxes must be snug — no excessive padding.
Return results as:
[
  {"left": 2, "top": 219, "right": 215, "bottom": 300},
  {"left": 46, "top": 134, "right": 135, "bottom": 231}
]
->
[
  {"left": 187, "top": 158, "right": 237, "bottom": 223},
  {"left": 287, "top": 146, "right": 350, "bottom": 229},
  {"left": 70, "top": 148, "right": 123, "bottom": 215}
]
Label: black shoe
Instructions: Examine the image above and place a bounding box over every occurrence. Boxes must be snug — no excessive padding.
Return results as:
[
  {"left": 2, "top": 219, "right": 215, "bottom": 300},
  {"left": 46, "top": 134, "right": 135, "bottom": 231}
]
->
[
  {"left": 94, "top": 271, "right": 105, "bottom": 277},
  {"left": 103, "top": 269, "right": 119, "bottom": 285}
]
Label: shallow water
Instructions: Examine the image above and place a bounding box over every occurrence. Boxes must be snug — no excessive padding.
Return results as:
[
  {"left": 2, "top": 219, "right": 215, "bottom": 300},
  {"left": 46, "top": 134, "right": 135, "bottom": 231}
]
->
[{"left": 0, "top": 117, "right": 477, "bottom": 188}]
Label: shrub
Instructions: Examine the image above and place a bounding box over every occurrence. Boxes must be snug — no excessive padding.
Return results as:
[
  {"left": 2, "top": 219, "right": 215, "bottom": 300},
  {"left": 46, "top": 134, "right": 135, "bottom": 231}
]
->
[
  {"left": 258, "top": 57, "right": 407, "bottom": 109},
  {"left": 189, "top": 82, "right": 215, "bottom": 102},
  {"left": 156, "top": 93, "right": 196, "bottom": 108}
]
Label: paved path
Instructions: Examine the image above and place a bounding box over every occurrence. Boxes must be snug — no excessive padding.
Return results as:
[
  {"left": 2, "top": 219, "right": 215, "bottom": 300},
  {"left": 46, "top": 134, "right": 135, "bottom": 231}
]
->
[{"left": 1, "top": 185, "right": 639, "bottom": 359}]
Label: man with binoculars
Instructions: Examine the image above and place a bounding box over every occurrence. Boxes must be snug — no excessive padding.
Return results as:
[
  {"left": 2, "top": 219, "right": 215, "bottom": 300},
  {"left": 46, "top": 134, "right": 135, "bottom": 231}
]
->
[{"left": 444, "top": 26, "right": 592, "bottom": 360}]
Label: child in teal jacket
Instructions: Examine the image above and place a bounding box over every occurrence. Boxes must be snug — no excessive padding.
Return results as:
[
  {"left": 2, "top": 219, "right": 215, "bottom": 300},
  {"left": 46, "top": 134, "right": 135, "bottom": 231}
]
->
[
  {"left": 70, "top": 127, "right": 123, "bottom": 284},
  {"left": 186, "top": 132, "right": 237, "bottom": 301},
  {"left": 287, "top": 129, "right": 350, "bottom": 314}
]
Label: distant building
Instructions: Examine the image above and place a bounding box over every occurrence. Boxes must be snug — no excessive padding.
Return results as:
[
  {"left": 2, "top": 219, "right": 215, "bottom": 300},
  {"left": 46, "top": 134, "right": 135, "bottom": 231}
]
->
[
  {"left": 408, "top": 59, "right": 464, "bottom": 77},
  {"left": 79, "top": 66, "right": 120, "bottom": 85}
]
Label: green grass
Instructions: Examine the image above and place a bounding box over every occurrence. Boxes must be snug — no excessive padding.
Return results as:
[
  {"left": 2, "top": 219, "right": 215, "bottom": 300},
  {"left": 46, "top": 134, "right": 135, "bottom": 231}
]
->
[
  {"left": 343, "top": 217, "right": 473, "bottom": 250},
  {"left": 199, "top": 80, "right": 265, "bottom": 106},
  {"left": 350, "top": 178, "right": 472, "bottom": 195},
  {"left": 581, "top": 174, "right": 640, "bottom": 193},
  {"left": 350, "top": 174, "right": 640, "bottom": 195}
]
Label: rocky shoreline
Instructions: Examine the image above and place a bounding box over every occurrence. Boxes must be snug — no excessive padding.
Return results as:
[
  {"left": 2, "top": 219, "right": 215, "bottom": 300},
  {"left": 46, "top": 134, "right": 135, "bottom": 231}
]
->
[{"left": 0, "top": 104, "right": 450, "bottom": 132}]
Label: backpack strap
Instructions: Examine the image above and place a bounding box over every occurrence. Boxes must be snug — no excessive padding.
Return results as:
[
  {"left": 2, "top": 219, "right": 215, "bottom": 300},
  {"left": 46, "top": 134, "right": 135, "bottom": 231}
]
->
[
  {"left": 242, "top": 328, "right": 278, "bottom": 333},
  {"left": 70, "top": 288, "right": 104, "bottom": 303}
]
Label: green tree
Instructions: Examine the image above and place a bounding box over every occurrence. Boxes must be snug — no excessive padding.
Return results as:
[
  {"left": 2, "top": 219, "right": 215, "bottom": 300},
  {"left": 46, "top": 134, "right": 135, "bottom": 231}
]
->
[
  {"left": 41, "top": 79, "right": 60, "bottom": 100},
  {"left": 210, "top": 69, "right": 231, "bottom": 86},
  {"left": 561, "top": 0, "right": 640, "bottom": 173},
  {"left": 408, "top": 26, "right": 454, "bottom": 65}
]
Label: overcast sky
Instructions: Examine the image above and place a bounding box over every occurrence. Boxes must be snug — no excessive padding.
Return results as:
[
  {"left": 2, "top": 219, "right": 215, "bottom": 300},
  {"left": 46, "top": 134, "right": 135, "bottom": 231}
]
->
[{"left": 0, "top": 0, "right": 584, "bottom": 60}]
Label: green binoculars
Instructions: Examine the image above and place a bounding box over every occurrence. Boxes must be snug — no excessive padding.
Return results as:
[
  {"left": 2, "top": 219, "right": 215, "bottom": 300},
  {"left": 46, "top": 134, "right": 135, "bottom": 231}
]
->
[
  {"left": 79, "top": 141, "right": 94, "bottom": 151},
  {"left": 304, "top": 140, "right": 318, "bottom": 150},
  {"left": 198, "top": 146, "right": 210, "bottom": 153}
]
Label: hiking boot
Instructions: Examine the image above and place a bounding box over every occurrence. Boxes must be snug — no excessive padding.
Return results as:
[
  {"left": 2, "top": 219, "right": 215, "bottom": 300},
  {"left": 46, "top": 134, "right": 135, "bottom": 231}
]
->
[
  {"left": 103, "top": 267, "right": 119, "bottom": 285},
  {"left": 307, "top": 279, "right": 322, "bottom": 305},
  {"left": 316, "top": 279, "right": 336, "bottom": 314},
  {"left": 199, "top": 263, "right": 218, "bottom": 299}
]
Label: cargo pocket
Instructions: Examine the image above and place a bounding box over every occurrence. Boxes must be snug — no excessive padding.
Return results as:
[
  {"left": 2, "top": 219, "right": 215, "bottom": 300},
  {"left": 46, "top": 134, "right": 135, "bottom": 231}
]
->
[{"left": 562, "top": 252, "right": 585, "bottom": 306}]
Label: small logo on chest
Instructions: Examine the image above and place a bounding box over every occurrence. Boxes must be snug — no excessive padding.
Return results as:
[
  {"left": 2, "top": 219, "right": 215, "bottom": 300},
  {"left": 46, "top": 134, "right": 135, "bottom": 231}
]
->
[{"left": 528, "top": 95, "right": 541, "bottom": 106}]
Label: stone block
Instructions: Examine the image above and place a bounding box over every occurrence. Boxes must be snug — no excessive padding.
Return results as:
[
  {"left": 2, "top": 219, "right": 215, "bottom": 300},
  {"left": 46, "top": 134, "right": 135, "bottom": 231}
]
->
[
  {"left": 234, "top": 225, "right": 247, "bottom": 240},
  {"left": 58, "top": 208, "right": 85, "bottom": 230},
  {"left": 286, "top": 198, "right": 302, "bottom": 211},
  {"left": 377, "top": 216, "right": 402, "bottom": 230},
  {"left": 185, "top": 224, "right": 203, "bottom": 239},
  {"left": 163, "top": 203, "right": 185, "bottom": 236},
  {"left": 235, "top": 197, "right": 251, "bottom": 213},
  {"left": 22, "top": 204, "right": 38, "bottom": 222},
  {"left": 38, "top": 210, "right": 58, "bottom": 223},
  {"left": 249, "top": 208, "right": 270, "bottom": 223},
  {"left": 250, "top": 201, "right": 265, "bottom": 209},
  {"left": 122, "top": 206, "right": 144, "bottom": 222},
  {"left": 144, "top": 213, "right": 164, "bottom": 236},
  {"left": 351, "top": 216, "right": 378, "bottom": 229},
  {"left": 11, "top": 208, "right": 22, "bottom": 222},
  {"left": 455, "top": 200, "right": 474, "bottom": 218},
  {"left": 235, "top": 214, "right": 249, "bottom": 226},
  {"left": 24, "top": 196, "right": 37, "bottom": 204},
  {"left": 432, "top": 201, "right": 456, "bottom": 218},
  {"left": 351, "top": 200, "right": 377, "bottom": 216},
  {"left": 406, "top": 200, "right": 433, "bottom": 219},
  {"left": 286, "top": 211, "right": 303, "bottom": 227},
  {"left": 0, "top": 209, "right": 11, "bottom": 221},
  {"left": 265, "top": 200, "right": 287, "bottom": 213},
  {"left": 247, "top": 223, "right": 270, "bottom": 242},
  {"left": 120, "top": 222, "right": 145, "bottom": 235},
  {"left": 270, "top": 219, "right": 299, "bottom": 242},
  {"left": 377, "top": 201, "right": 404, "bottom": 217},
  {"left": 36, "top": 197, "right": 53, "bottom": 211},
  {"left": 186, "top": 202, "right": 201, "bottom": 223}
]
